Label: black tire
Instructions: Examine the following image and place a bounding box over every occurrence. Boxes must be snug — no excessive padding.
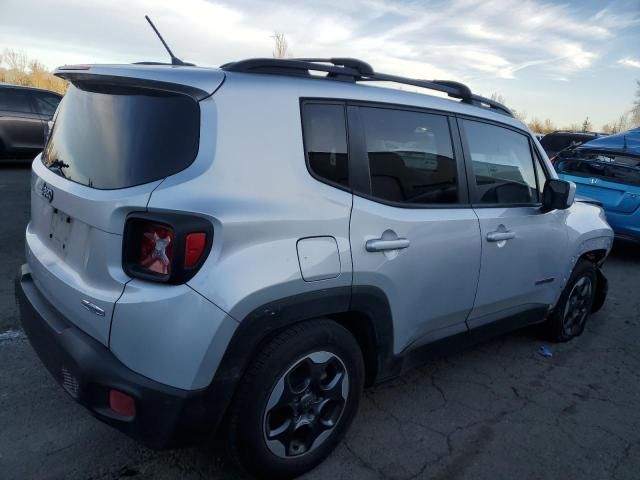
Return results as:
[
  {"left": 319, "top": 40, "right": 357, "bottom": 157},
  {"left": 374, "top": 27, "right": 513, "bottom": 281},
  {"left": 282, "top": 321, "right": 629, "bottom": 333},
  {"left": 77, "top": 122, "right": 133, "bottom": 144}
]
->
[
  {"left": 227, "top": 319, "right": 364, "bottom": 479},
  {"left": 545, "top": 259, "right": 597, "bottom": 342}
]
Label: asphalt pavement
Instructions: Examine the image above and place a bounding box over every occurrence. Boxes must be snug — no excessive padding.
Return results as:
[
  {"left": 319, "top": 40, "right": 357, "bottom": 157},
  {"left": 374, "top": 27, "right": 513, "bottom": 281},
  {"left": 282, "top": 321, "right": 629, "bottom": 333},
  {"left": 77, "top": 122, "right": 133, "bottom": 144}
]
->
[{"left": 1, "top": 163, "right": 639, "bottom": 480}]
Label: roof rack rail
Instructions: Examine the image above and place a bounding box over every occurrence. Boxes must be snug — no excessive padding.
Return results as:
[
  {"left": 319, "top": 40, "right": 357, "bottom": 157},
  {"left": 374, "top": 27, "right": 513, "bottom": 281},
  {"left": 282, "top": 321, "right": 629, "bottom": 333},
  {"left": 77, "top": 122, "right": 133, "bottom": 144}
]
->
[{"left": 221, "top": 57, "right": 513, "bottom": 117}]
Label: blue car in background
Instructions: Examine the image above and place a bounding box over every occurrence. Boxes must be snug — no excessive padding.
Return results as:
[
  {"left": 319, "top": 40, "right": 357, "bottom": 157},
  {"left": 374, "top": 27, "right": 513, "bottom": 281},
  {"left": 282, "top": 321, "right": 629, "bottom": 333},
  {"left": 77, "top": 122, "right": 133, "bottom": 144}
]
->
[{"left": 555, "top": 128, "right": 640, "bottom": 242}]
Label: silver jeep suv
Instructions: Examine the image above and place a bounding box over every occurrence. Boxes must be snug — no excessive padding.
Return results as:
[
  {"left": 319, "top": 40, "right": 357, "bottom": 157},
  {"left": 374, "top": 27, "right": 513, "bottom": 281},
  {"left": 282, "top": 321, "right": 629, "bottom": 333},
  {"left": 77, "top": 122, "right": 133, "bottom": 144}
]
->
[{"left": 18, "top": 58, "right": 613, "bottom": 479}]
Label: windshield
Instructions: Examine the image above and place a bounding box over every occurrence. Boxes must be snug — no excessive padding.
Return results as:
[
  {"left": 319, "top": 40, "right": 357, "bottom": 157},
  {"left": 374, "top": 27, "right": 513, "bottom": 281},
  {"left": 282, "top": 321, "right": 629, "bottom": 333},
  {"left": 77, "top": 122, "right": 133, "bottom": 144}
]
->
[
  {"left": 555, "top": 150, "right": 640, "bottom": 187},
  {"left": 42, "top": 83, "right": 200, "bottom": 189}
]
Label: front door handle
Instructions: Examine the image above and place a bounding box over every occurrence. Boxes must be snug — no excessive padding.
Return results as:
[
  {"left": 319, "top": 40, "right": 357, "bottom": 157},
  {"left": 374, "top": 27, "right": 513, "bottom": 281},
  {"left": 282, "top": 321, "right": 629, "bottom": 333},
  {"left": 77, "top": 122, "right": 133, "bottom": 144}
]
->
[
  {"left": 486, "top": 231, "right": 516, "bottom": 242},
  {"left": 365, "top": 238, "right": 410, "bottom": 252}
]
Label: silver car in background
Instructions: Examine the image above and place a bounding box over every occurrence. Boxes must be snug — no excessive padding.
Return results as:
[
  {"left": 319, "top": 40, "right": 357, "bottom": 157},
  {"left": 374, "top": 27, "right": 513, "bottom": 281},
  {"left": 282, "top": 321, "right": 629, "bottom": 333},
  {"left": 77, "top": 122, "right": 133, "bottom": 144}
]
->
[{"left": 17, "top": 58, "right": 613, "bottom": 479}]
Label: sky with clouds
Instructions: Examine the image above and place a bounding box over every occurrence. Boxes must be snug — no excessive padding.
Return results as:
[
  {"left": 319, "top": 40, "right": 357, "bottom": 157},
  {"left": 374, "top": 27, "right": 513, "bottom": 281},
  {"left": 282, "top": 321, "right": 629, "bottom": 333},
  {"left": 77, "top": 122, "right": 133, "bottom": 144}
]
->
[{"left": 1, "top": 0, "right": 639, "bottom": 128}]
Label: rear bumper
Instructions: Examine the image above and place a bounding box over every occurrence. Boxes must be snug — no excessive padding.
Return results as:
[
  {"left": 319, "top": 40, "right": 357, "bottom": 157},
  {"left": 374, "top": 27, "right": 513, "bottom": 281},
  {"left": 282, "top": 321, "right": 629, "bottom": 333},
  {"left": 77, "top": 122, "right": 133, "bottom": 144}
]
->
[{"left": 16, "top": 264, "right": 220, "bottom": 449}]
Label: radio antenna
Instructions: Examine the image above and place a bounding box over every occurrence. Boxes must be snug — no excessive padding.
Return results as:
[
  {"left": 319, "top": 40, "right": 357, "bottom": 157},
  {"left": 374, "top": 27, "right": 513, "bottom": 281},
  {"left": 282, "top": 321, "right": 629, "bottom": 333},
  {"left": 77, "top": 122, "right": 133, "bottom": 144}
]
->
[{"left": 144, "top": 15, "right": 192, "bottom": 66}]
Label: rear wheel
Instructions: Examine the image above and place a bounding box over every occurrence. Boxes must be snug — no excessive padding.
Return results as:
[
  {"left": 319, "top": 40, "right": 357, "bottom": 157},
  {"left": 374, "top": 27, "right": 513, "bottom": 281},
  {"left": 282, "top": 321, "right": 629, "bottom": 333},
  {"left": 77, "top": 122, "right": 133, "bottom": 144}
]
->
[
  {"left": 227, "top": 319, "right": 364, "bottom": 479},
  {"left": 545, "top": 259, "right": 597, "bottom": 342}
]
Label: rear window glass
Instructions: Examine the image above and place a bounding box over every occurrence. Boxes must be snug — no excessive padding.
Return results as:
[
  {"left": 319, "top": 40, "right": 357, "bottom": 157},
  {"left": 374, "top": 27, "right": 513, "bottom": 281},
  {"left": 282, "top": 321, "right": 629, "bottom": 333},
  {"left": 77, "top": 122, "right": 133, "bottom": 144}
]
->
[
  {"left": 556, "top": 152, "right": 640, "bottom": 187},
  {"left": 42, "top": 83, "right": 199, "bottom": 189},
  {"left": 32, "top": 92, "right": 61, "bottom": 116},
  {"left": 540, "top": 134, "right": 594, "bottom": 152}
]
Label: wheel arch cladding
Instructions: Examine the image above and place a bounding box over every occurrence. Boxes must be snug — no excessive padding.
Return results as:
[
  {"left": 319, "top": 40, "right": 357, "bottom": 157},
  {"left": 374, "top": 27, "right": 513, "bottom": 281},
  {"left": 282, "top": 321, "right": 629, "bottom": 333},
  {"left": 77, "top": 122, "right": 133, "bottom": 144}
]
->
[
  {"left": 205, "top": 285, "right": 395, "bottom": 431},
  {"left": 576, "top": 249, "right": 608, "bottom": 313}
]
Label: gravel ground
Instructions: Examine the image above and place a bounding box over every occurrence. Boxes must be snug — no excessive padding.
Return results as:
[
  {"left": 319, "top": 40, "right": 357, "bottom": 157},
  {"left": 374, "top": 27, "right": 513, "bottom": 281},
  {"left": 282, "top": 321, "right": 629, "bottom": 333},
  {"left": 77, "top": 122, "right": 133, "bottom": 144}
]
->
[{"left": 1, "top": 164, "right": 639, "bottom": 479}]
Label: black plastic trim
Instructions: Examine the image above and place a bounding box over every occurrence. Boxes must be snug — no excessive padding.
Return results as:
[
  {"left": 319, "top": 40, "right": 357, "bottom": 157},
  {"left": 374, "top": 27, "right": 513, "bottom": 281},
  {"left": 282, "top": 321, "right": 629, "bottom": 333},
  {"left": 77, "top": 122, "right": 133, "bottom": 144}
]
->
[
  {"left": 205, "top": 286, "right": 396, "bottom": 425},
  {"left": 591, "top": 268, "right": 608, "bottom": 313},
  {"left": 17, "top": 266, "right": 215, "bottom": 449},
  {"left": 397, "top": 305, "right": 549, "bottom": 373},
  {"left": 346, "top": 105, "right": 371, "bottom": 195}
]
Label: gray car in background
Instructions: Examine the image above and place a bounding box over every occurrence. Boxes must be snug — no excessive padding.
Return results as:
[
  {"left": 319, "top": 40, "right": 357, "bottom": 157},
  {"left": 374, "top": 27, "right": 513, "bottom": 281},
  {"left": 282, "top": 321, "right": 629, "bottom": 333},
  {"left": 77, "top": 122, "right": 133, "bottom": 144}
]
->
[
  {"left": 17, "top": 58, "right": 613, "bottom": 479},
  {"left": 0, "top": 84, "right": 61, "bottom": 158}
]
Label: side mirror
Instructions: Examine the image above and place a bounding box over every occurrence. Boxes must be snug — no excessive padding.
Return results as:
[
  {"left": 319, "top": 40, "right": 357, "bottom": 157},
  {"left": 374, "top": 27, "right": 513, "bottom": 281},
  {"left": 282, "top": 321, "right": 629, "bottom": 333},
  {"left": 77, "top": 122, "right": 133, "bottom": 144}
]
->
[{"left": 542, "top": 179, "right": 575, "bottom": 212}]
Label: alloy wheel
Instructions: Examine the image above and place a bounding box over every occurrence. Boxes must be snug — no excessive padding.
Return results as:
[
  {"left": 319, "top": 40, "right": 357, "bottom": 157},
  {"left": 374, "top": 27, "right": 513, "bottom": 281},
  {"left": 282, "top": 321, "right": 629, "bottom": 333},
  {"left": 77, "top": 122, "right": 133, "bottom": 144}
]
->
[
  {"left": 263, "top": 351, "right": 349, "bottom": 458},
  {"left": 562, "top": 276, "right": 593, "bottom": 337}
]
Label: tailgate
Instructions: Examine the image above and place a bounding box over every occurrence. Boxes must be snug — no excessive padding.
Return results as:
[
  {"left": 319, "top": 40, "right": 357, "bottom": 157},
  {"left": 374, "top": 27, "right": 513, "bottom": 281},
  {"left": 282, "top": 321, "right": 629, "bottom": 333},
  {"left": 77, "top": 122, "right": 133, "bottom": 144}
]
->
[
  {"left": 25, "top": 67, "right": 214, "bottom": 345},
  {"left": 27, "top": 160, "right": 160, "bottom": 345}
]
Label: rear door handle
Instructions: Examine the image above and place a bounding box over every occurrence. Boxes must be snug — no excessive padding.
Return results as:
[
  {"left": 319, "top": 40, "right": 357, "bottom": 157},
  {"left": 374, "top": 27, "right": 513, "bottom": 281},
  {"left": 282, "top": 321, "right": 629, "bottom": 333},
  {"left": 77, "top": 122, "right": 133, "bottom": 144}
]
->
[
  {"left": 486, "top": 231, "right": 516, "bottom": 242},
  {"left": 365, "top": 238, "right": 410, "bottom": 252}
]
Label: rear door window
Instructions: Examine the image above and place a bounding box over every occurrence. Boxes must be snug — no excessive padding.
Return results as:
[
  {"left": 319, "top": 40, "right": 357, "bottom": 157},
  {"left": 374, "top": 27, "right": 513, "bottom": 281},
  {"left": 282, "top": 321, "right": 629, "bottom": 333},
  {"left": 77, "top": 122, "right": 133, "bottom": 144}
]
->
[
  {"left": 0, "top": 89, "right": 33, "bottom": 113},
  {"left": 359, "top": 107, "right": 459, "bottom": 205},
  {"left": 463, "top": 120, "right": 539, "bottom": 205},
  {"left": 43, "top": 83, "right": 200, "bottom": 189},
  {"left": 31, "top": 92, "right": 61, "bottom": 116},
  {"left": 301, "top": 103, "right": 349, "bottom": 187}
]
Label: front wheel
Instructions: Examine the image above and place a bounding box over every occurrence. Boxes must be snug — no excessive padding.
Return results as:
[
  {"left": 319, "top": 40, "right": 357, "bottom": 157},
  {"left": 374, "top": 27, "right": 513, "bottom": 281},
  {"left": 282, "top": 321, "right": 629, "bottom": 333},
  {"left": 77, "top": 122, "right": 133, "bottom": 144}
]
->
[
  {"left": 227, "top": 319, "right": 364, "bottom": 479},
  {"left": 545, "top": 259, "right": 597, "bottom": 342}
]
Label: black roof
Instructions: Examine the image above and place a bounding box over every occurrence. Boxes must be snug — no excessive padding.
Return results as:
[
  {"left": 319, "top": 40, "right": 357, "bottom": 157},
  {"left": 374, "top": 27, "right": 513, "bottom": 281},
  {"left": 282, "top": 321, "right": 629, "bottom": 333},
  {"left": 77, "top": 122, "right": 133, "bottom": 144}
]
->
[{"left": 0, "top": 83, "right": 62, "bottom": 96}]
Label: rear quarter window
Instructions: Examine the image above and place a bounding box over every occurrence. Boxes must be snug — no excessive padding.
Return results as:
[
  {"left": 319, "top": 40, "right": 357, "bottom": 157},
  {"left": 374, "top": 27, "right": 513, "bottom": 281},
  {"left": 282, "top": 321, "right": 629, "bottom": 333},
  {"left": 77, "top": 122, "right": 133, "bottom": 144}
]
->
[{"left": 301, "top": 103, "right": 349, "bottom": 188}]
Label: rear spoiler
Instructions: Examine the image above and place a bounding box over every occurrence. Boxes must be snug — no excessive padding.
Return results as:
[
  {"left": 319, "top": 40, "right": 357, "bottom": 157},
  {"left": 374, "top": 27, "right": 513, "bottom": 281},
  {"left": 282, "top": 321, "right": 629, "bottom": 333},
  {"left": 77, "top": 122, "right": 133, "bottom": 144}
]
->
[{"left": 55, "top": 65, "right": 225, "bottom": 101}]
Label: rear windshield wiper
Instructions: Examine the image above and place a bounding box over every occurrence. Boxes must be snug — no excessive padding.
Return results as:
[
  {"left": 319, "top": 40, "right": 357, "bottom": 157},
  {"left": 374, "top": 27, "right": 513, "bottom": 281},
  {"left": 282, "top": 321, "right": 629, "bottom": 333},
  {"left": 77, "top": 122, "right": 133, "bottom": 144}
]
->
[
  {"left": 48, "top": 159, "right": 70, "bottom": 178},
  {"left": 49, "top": 159, "right": 69, "bottom": 169}
]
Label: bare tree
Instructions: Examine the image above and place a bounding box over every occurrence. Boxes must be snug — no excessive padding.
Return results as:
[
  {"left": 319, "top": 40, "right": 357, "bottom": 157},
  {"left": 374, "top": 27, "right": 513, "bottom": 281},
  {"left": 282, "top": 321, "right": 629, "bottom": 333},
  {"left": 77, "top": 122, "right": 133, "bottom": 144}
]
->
[
  {"left": 272, "top": 32, "right": 290, "bottom": 59},
  {"left": 528, "top": 118, "right": 544, "bottom": 133},
  {"left": 616, "top": 113, "right": 631, "bottom": 132},
  {"left": 601, "top": 123, "right": 614, "bottom": 134},
  {"left": 581, "top": 116, "right": 592, "bottom": 133},
  {"left": 489, "top": 92, "right": 526, "bottom": 121},
  {"left": 543, "top": 118, "right": 556, "bottom": 133},
  {"left": 631, "top": 80, "right": 640, "bottom": 128},
  {"left": 490, "top": 92, "right": 505, "bottom": 104},
  {"left": 512, "top": 109, "right": 527, "bottom": 122},
  {"left": 0, "top": 48, "right": 68, "bottom": 94},
  {"left": 3, "top": 48, "right": 28, "bottom": 71}
]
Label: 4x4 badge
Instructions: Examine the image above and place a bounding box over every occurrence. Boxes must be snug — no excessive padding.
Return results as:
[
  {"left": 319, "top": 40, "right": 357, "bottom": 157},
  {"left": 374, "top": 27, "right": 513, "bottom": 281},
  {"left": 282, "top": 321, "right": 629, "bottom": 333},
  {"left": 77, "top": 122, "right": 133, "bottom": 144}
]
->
[{"left": 40, "top": 183, "right": 54, "bottom": 203}]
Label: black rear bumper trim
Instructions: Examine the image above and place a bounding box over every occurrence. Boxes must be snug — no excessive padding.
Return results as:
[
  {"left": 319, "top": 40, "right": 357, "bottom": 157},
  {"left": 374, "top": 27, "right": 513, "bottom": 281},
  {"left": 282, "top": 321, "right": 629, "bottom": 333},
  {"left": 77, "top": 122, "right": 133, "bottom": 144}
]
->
[{"left": 16, "top": 264, "right": 218, "bottom": 448}]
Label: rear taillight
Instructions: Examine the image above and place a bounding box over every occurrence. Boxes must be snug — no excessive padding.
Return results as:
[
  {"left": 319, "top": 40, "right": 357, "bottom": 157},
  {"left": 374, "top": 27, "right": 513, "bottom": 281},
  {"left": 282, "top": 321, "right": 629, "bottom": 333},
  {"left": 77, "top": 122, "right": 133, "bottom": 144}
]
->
[
  {"left": 123, "top": 214, "right": 213, "bottom": 284},
  {"left": 139, "top": 222, "right": 175, "bottom": 276},
  {"left": 185, "top": 232, "right": 207, "bottom": 267}
]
